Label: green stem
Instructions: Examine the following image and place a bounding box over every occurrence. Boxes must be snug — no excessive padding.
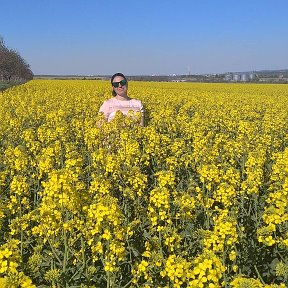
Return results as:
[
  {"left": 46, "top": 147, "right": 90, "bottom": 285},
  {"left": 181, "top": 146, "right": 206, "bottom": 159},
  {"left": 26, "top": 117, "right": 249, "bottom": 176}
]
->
[
  {"left": 48, "top": 239, "right": 63, "bottom": 266},
  {"left": 107, "top": 270, "right": 110, "bottom": 288},
  {"left": 222, "top": 248, "right": 228, "bottom": 288},
  {"left": 254, "top": 264, "right": 265, "bottom": 285},
  {"left": 122, "top": 279, "right": 133, "bottom": 288},
  {"left": 19, "top": 198, "right": 23, "bottom": 256},
  {"left": 63, "top": 228, "right": 68, "bottom": 274},
  {"left": 158, "top": 230, "right": 164, "bottom": 259},
  {"left": 81, "top": 235, "right": 87, "bottom": 276}
]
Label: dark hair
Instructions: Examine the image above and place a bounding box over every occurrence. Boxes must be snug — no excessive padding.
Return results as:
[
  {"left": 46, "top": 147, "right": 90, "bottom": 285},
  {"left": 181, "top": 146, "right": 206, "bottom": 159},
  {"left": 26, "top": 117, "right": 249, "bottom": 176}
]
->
[{"left": 111, "top": 72, "right": 128, "bottom": 96}]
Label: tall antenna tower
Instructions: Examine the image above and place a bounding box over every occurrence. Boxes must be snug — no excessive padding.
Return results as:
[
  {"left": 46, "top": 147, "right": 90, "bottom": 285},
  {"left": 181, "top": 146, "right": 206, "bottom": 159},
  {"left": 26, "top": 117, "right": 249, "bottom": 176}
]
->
[{"left": 187, "top": 65, "right": 191, "bottom": 76}]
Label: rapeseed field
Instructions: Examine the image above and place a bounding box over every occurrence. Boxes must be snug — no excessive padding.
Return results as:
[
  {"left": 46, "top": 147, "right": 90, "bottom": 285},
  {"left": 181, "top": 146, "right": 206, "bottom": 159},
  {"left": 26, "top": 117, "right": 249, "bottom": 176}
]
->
[{"left": 0, "top": 80, "right": 288, "bottom": 287}]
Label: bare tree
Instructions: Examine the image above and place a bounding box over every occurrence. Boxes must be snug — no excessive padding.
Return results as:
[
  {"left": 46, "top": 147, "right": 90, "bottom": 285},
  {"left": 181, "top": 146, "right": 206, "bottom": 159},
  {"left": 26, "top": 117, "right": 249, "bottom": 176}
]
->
[{"left": 0, "top": 36, "right": 33, "bottom": 82}]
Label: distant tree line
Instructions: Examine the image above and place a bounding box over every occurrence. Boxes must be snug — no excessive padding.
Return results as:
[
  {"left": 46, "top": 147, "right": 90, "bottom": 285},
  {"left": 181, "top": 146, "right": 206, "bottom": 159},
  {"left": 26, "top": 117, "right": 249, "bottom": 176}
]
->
[{"left": 0, "top": 36, "right": 33, "bottom": 82}]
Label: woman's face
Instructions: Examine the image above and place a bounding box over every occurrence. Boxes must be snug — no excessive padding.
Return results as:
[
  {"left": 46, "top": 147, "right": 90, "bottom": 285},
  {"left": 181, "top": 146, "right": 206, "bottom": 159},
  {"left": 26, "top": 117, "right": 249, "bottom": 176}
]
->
[{"left": 112, "top": 76, "right": 128, "bottom": 97}]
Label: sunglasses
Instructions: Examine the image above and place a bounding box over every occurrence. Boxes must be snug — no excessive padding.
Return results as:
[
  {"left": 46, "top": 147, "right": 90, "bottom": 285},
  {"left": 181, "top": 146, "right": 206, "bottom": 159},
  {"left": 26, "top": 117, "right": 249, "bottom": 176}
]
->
[{"left": 112, "top": 79, "right": 127, "bottom": 88}]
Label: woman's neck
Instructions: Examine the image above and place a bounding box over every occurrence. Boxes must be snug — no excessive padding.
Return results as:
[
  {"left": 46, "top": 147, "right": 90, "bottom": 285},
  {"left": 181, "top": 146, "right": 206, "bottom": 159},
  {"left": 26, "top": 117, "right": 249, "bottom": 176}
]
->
[{"left": 115, "top": 94, "right": 130, "bottom": 101}]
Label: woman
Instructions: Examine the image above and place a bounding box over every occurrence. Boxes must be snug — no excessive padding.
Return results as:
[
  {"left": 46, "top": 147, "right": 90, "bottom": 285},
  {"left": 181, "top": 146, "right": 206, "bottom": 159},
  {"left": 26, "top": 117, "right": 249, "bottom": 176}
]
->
[{"left": 99, "top": 73, "right": 145, "bottom": 126}]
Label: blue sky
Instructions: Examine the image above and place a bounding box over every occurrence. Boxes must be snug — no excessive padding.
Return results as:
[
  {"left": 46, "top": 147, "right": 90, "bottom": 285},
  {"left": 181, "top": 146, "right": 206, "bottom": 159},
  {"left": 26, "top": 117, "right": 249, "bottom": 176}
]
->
[{"left": 1, "top": 0, "right": 288, "bottom": 75}]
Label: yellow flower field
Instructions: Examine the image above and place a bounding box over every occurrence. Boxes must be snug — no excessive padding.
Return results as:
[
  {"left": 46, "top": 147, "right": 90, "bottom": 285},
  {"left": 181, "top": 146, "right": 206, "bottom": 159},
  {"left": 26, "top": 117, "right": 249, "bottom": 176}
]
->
[{"left": 0, "top": 79, "right": 288, "bottom": 287}]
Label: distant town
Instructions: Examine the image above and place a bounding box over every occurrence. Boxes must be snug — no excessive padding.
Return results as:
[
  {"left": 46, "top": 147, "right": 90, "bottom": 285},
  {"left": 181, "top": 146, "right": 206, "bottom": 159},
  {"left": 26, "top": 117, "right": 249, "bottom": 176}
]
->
[{"left": 35, "top": 69, "right": 288, "bottom": 83}]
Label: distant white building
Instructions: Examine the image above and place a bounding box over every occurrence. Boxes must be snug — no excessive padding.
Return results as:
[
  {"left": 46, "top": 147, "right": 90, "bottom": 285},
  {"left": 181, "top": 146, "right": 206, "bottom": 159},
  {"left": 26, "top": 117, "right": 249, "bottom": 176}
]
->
[
  {"left": 224, "top": 73, "right": 233, "bottom": 81},
  {"left": 240, "top": 74, "right": 247, "bottom": 81},
  {"left": 249, "top": 73, "right": 256, "bottom": 80},
  {"left": 233, "top": 74, "right": 240, "bottom": 81},
  {"left": 225, "top": 72, "right": 257, "bottom": 82}
]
